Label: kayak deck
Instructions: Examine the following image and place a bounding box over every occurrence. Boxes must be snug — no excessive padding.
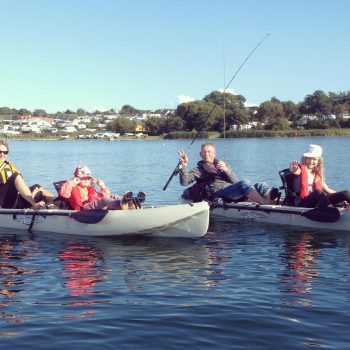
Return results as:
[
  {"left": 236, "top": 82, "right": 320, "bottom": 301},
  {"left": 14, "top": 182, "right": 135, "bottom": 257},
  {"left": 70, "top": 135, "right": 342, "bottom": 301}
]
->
[
  {"left": 0, "top": 202, "right": 210, "bottom": 238},
  {"left": 211, "top": 201, "right": 349, "bottom": 232}
]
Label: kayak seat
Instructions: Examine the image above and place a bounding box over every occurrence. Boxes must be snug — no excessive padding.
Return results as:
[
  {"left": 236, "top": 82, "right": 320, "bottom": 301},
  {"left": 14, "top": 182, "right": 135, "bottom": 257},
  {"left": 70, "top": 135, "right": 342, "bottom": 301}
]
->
[
  {"left": 52, "top": 180, "right": 73, "bottom": 210},
  {"left": 278, "top": 169, "right": 300, "bottom": 206},
  {"left": 182, "top": 180, "right": 251, "bottom": 204},
  {"left": 182, "top": 182, "right": 210, "bottom": 203}
]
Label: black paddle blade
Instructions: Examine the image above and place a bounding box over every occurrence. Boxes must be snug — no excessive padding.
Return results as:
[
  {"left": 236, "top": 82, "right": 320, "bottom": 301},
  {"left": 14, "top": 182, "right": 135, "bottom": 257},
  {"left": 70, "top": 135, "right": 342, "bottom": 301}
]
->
[
  {"left": 71, "top": 209, "right": 108, "bottom": 224},
  {"left": 303, "top": 207, "right": 341, "bottom": 223}
]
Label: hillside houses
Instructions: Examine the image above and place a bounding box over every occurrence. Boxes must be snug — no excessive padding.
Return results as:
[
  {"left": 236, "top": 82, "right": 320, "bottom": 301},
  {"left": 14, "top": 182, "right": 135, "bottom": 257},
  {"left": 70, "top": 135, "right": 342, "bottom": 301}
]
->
[{"left": 0, "top": 109, "right": 175, "bottom": 137}]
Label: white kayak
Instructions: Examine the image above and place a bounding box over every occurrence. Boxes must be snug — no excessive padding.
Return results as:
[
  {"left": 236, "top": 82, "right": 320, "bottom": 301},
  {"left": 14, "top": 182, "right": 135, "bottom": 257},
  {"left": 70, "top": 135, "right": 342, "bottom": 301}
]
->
[
  {"left": 211, "top": 201, "right": 349, "bottom": 232},
  {"left": 0, "top": 202, "right": 210, "bottom": 238}
]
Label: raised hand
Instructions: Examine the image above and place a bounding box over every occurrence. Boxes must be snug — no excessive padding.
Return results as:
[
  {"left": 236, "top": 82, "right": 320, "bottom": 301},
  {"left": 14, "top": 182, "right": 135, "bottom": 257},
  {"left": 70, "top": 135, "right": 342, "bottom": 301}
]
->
[
  {"left": 289, "top": 160, "right": 300, "bottom": 173},
  {"left": 216, "top": 160, "right": 228, "bottom": 172},
  {"left": 178, "top": 149, "right": 189, "bottom": 169}
]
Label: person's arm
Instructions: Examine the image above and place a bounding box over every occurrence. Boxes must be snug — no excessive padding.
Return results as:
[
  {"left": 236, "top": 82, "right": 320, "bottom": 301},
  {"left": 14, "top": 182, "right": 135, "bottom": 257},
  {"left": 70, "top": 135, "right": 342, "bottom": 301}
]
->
[
  {"left": 322, "top": 182, "right": 336, "bottom": 194},
  {"left": 216, "top": 161, "right": 239, "bottom": 183},
  {"left": 14, "top": 175, "right": 45, "bottom": 209},
  {"left": 178, "top": 149, "right": 199, "bottom": 186},
  {"left": 95, "top": 179, "right": 111, "bottom": 197},
  {"left": 59, "top": 178, "right": 79, "bottom": 199},
  {"left": 32, "top": 186, "right": 55, "bottom": 202},
  {"left": 178, "top": 164, "right": 202, "bottom": 186}
]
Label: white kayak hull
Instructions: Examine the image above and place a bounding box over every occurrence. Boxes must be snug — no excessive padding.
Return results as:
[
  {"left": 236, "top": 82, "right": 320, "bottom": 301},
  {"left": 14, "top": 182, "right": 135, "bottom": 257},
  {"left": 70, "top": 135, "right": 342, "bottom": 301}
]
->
[
  {"left": 0, "top": 202, "right": 210, "bottom": 238},
  {"left": 211, "top": 201, "right": 350, "bottom": 232}
]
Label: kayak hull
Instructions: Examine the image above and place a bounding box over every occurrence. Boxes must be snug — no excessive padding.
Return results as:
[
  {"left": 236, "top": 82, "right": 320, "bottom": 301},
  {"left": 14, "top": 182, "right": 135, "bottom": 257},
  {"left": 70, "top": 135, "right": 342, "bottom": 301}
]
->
[
  {"left": 0, "top": 202, "right": 210, "bottom": 238},
  {"left": 211, "top": 202, "right": 350, "bottom": 232}
]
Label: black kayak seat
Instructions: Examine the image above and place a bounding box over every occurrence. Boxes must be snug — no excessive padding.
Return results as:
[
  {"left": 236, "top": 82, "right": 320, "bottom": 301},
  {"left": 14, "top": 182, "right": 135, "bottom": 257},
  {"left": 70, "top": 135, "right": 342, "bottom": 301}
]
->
[{"left": 278, "top": 168, "right": 300, "bottom": 206}]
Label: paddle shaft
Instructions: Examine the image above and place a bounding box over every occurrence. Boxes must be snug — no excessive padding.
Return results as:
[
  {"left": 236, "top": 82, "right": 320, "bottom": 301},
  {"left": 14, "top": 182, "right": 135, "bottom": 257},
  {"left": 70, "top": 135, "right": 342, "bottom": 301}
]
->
[{"left": 217, "top": 203, "right": 340, "bottom": 223}]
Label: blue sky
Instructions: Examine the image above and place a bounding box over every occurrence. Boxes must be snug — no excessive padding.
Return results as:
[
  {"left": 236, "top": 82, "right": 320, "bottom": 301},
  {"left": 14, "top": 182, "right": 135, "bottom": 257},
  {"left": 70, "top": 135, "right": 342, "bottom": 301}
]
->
[{"left": 1, "top": 0, "right": 350, "bottom": 113}]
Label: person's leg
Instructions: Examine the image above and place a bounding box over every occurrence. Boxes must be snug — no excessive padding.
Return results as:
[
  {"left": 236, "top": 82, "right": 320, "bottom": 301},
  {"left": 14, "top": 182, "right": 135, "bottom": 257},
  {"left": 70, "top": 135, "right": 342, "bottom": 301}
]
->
[
  {"left": 300, "top": 189, "right": 330, "bottom": 208},
  {"left": 14, "top": 175, "right": 38, "bottom": 207},
  {"left": 254, "top": 182, "right": 281, "bottom": 203},
  {"left": 0, "top": 174, "right": 20, "bottom": 208},
  {"left": 215, "top": 180, "right": 249, "bottom": 201},
  {"left": 327, "top": 190, "right": 350, "bottom": 206},
  {"left": 84, "top": 198, "right": 121, "bottom": 210},
  {"left": 84, "top": 198, "right": 108, "bottom": 210},
  {"left": 216, "top": 180, "right": 270, "bottom": 204},
  {"left": 246, "top": 189, "right": 270, "bottom": 204},
  {"left": 106, "top": 199, "right": 121, "bottom": 210},
  {"left": 254, "top": 182, "right": 270, "bottom": 197}
]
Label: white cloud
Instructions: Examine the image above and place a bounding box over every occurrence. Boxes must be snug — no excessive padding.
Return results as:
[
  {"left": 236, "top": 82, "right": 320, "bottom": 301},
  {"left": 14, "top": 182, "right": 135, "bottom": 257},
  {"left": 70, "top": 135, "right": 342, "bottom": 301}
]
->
[
  {"left": 244, "top": 101, "right": 258, "bottom": 108},
  {"left": 217, "top": 88, "right": 236, "bottom": 95},
  {"left": 177, "top": 95, "right": 195, "bottom": 104},
  {"left": 216, "top": 88, "right": 257, "bottom": 107}
]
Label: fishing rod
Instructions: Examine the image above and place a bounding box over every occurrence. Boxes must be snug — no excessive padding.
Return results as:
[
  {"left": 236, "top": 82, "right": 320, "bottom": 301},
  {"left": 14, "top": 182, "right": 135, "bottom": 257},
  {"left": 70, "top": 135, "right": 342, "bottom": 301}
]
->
[{"left": 163, "top": 33, "right": 270, "bottom": 191}]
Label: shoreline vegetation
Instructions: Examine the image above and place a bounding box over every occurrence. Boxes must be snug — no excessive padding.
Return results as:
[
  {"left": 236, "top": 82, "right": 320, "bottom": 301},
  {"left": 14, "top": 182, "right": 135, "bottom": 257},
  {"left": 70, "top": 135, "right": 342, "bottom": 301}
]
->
[
  {"left": 2, "top": 89, "right": 350, "bottom": 140},
  {"left": 5, "top": 128, "right": 350, "bottom": 141}
]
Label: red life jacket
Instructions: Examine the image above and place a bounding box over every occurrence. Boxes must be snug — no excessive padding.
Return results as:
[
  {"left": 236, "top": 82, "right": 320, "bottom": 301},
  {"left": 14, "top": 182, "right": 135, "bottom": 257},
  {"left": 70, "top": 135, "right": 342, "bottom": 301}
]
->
[
  {"left": 299, "top": 164, "right": 323, "bottom": 199},
  {"left": 69, "top": 185, "right": 104, "bottom": 210}
]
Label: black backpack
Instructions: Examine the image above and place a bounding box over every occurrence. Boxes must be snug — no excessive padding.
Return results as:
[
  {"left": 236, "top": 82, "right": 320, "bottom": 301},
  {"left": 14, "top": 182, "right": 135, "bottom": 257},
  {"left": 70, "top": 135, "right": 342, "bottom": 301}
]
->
[{"left": 182, "top": 182, "right": 211, "bottom": 202}]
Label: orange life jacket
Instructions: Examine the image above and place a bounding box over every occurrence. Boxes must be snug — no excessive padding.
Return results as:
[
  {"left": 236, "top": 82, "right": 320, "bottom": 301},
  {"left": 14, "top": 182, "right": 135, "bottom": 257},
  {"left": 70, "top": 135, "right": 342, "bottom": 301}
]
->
[
  {"left": 69, "top": 185, "right": 105, "bottom": 210},
  {"left": 299, "top": 164, "right": 323, "bottom": 199}
]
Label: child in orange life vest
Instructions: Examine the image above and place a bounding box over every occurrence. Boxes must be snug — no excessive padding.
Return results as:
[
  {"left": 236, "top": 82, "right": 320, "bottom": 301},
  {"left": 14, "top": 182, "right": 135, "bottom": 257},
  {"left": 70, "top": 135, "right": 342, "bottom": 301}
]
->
[
  {"left": 289, "top": 144, "right": 350, "bottom": 209},
  {"left": 59, "top": 166, "right": 123, "bottom": 210}
]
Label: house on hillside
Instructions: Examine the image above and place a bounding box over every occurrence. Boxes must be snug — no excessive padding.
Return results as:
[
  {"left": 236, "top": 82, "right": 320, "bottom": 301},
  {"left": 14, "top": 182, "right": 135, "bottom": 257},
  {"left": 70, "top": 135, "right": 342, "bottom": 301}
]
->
[
  {"left": 27, "top": 118, "right": 52, "bottom": 130},
  {"left": 19, "top": 115, "right": 54, "bottom": 124}
]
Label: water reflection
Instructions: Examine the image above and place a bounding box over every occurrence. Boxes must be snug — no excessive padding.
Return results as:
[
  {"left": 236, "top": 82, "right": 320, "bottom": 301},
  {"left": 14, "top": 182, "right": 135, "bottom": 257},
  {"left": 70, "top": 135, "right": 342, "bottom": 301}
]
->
[
  {"left": 55, "top": 235, "right": 227, "bottom": 315},
  {"left": 96, "top": 236, "right": 224, "bottom": 292},
  {"left": 279, "top": 231, "right": 338, "bottom": 306},
  {"left": 57, "top": 241, "right": 108, "bottom": 320},
  {"left": 0, "top": 234, "right": 30, "bottom": 333},
  {"left": 59, "top": 242, "right": 105, "bottom": 298}
]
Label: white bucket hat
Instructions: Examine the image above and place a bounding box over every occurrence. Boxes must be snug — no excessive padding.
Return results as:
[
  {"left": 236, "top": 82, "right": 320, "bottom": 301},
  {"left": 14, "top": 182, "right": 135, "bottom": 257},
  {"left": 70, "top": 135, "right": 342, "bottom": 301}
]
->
[
  {"left": 303, "top": 144, "right": 323, "bottom": 158},
  {"left": 74, "top": 165, "right": 92, "bottom": 178}
]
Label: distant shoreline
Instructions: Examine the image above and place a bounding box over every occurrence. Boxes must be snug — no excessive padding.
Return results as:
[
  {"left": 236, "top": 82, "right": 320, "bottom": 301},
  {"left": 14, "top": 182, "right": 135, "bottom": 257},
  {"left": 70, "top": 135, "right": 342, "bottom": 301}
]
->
[{"left": 3, "top": 128, "right": 350, "bottom": 141}]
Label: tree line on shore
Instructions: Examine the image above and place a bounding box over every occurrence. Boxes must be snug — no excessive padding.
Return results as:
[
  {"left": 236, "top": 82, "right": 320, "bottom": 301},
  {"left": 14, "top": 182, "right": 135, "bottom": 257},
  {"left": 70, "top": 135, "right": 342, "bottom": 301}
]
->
[
  {"left": 147, "top": 90, "right": 350, "bottom": 135},
  {"left": 109, "top": 89, "right": 350, "bottom": 136},
  {"left": 2, "top": 89, "right": 350, "bottom": 136}
]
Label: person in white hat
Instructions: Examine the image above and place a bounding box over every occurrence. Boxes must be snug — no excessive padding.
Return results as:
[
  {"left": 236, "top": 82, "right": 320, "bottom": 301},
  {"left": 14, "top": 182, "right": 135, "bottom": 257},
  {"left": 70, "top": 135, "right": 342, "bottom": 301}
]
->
[{"left": 289, "top": 144, "right": 350, "bottom": 209}]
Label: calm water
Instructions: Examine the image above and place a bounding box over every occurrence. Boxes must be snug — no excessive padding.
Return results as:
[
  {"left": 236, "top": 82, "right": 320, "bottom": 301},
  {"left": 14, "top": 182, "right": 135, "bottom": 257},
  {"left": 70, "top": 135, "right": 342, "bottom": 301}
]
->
[{"left": 1, "top": 137, "right": 350, "bottom": 349}]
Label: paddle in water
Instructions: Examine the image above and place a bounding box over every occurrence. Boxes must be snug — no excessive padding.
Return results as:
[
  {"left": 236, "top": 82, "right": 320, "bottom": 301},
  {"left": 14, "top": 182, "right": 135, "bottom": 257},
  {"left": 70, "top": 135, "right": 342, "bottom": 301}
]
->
[{"left": 302, "top": 206, "right": 340, "bottom": 223}]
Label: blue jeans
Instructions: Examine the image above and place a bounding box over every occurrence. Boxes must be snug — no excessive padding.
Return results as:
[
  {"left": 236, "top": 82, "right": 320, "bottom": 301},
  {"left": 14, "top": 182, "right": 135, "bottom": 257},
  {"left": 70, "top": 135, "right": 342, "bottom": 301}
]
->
[{"left": 214, "top": 180, "right": 270, "bottom": 201}]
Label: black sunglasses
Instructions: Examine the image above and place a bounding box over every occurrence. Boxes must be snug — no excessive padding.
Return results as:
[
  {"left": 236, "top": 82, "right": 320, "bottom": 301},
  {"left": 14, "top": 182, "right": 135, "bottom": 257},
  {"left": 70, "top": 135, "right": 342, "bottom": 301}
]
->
[{"left": 0, "top": 150, "right": 9, "bottom": 155}]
